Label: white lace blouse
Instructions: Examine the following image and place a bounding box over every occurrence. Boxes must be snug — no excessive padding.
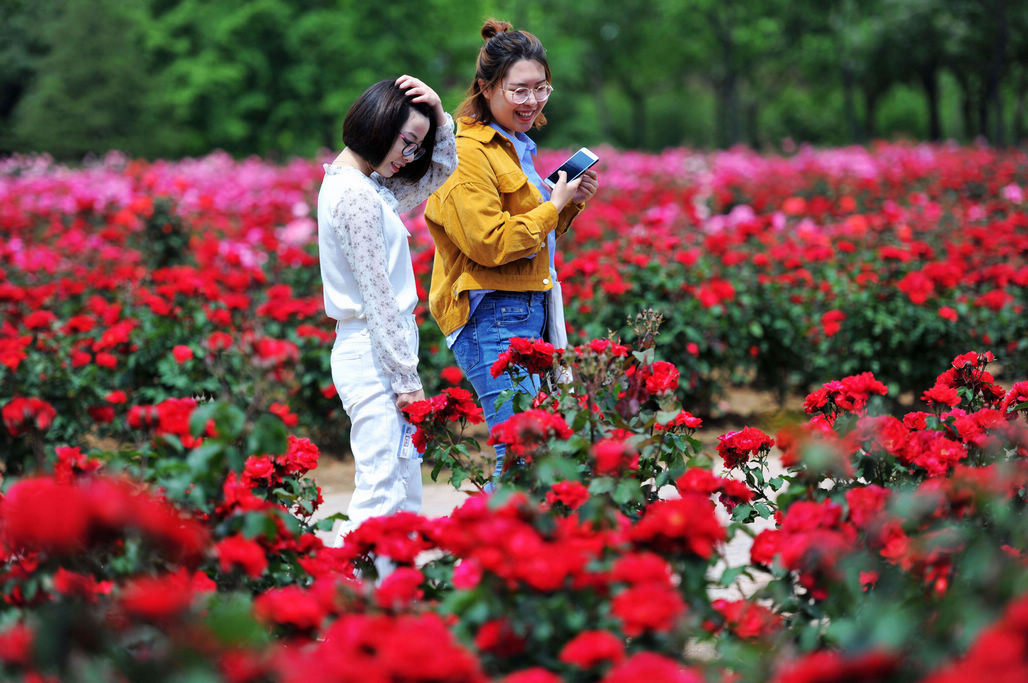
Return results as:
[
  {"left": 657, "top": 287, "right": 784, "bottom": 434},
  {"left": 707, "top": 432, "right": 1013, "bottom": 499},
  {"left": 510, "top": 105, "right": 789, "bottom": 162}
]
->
[{"left": 317, "top": 114, "right": 457, "bottom": 394}]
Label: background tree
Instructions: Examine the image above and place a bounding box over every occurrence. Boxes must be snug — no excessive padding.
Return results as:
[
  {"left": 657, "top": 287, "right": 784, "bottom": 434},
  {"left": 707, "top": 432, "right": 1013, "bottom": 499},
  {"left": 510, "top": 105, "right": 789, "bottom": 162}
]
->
[
  {"left": 9, "top": 0, "right": 151, "bottom": 159},
  {"left": 2, "top": 0, "right": 1026, "bottom": 161}
]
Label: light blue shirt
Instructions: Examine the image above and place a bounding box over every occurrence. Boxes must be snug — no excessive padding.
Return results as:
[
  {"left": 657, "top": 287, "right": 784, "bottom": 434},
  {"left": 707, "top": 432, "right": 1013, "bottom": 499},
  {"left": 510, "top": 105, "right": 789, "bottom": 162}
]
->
[{"left": 445, "top": 124, "right": 558, "bottom": 347}]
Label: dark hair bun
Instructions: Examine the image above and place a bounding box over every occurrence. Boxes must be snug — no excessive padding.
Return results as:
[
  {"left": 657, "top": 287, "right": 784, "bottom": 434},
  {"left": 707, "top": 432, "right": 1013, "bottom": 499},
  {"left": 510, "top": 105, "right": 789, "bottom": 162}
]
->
[{"left": 481, "top": 19, "right": 513, "bottom": 41}]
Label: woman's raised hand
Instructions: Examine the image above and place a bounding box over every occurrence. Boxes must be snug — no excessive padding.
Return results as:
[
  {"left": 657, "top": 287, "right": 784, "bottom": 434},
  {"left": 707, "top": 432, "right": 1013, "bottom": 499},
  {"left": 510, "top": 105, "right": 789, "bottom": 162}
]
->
[
  {"left": 395, "top": 74, "right": 446, "bottom": 126},
  {"left": 548, "top": 171, "right": 585, "bottom": 212},
  {"left": 572, "top": 169, "right": 599, "bottom": 204}
]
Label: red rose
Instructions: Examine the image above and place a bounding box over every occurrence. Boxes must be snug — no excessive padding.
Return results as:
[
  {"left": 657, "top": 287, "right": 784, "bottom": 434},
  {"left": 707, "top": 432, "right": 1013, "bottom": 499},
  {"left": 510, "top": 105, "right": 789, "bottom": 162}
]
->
[
  {"left": 0, "top": 624, "right": 33, "bottom": 667},
  {"left": 374, "top": 567, "right": 424, "bottom": 609},
  {"left": 269, "top": 401, "right": 299, "bottom": 427},
  {"left": 119, "top": 571, "right": 195, "bottom": 620},
  {"left": 643, "top": 360, "right": 680, "bottom": 395},
  {"left": 592, "top": 438, "right": 639, "bottom": 476},
  {"left": 216, "top": 534, "right": 268, "bottom": 578},
  {"left": 172, "top": 344, "right": 194, "bottom": 363},
  {"left": 545, "top": 480, "right": 590, "bottom": 510},
  {"left": 603, "top": 652, "right": 704, "bottom": 683},
  {"left": 611, "top": 583, "right": 686, "bottom": 636},
  {"left": 243, "top": 455, "right": 276, "bottom": 485},
  {"left": 559, "top": 630, "right": 625, "bottom": 668},
  {"left": 440, "top": 365, "right": 464, "bottom": 385},
  {"left": 95, "top": 352, "right": 118, "bottom": 368}
]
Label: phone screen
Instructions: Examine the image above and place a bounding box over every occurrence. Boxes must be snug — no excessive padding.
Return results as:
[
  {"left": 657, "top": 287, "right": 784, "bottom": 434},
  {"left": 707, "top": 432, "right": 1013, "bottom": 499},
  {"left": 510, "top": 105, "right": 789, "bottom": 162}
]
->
[{"left": 546, "top": 149, "right": 597, "bottom": 185}]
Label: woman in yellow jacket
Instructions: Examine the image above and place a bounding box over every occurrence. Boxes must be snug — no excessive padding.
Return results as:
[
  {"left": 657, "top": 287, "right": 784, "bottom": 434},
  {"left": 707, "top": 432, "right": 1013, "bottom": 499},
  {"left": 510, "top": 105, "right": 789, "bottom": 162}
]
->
[{"left": 424, "top": 19, "right": 599, "bottom": 483}]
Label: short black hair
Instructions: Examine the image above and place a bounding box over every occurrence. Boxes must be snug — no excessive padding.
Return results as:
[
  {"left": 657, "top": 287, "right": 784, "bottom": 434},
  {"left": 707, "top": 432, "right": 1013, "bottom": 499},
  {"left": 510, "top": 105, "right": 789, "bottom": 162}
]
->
[{"left": 342, "top": 79, "right": 437, "bottom": 181}]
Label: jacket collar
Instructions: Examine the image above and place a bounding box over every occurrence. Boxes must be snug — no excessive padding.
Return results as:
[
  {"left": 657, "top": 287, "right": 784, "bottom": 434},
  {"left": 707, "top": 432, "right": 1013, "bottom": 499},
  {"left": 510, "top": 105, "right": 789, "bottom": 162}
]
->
[{"left": 457, "top": 117, "right": 509, "bottom": 144}]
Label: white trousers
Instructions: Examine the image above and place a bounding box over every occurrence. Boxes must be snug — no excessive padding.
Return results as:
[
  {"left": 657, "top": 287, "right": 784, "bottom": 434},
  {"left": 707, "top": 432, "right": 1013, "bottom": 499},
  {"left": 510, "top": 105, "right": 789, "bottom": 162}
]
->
[{"left": 330, "top": 318, "right": 422, "bottom": 547}]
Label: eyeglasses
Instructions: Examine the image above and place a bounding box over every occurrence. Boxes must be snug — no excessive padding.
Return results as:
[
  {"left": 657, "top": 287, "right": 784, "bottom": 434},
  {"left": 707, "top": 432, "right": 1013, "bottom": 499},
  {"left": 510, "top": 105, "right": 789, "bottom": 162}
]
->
[
  {"left": 399, "top": 134, "right": 425, "bottom": 160},
  {"left": 503, "top": 84, "right": 554, "bottom": 105}
]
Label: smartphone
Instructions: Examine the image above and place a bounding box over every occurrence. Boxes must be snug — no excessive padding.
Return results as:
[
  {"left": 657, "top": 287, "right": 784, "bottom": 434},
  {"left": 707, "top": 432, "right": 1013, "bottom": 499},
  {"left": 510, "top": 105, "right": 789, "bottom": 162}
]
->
[{"left": 544, "top": 147, "right": 599, "bottom": 188}]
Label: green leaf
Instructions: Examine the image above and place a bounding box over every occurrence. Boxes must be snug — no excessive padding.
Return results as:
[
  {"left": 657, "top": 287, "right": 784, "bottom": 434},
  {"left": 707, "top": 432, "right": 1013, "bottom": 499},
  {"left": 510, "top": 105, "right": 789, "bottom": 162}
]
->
[
  {"left": 241, "top": 512, "right": 278, "bottom": 540},
  {"left": 731, "top": 503, "right": 754, "bottom": 521},
  {"left": 190, "top": 402, "right": 246, "bottom": 441},
  {"left": 719, "top": 565, "right": 749, "bottom": 587},
  {"left": 612, "top": 479, "right": 640, "bottom": 505},
  {"left": 247, "top": 413, "right": 289, "bottom": 456},
  {"left": 203, "top": 593, "right": 270, "bottom": 648}
]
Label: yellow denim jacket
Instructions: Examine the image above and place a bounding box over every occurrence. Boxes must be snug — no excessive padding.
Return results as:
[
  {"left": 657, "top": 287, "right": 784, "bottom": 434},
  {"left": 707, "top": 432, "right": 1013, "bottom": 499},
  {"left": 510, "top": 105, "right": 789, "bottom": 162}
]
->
[{"left": 425, "top": 117, "right": 584, "bottom": 336}]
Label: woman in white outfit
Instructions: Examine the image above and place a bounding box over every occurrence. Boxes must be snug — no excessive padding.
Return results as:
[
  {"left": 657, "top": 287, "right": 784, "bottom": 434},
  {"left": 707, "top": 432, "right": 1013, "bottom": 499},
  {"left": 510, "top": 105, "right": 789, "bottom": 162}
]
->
[{"left": 317, "top": 75, "right": 456, "bottom": 545}]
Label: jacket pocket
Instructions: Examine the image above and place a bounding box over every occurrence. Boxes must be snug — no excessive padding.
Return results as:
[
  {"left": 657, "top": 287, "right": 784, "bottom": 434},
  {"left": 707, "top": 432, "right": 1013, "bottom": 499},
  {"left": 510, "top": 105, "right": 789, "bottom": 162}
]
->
[{"left": 496, "top": 169, "right": 529, "bottom": 194}]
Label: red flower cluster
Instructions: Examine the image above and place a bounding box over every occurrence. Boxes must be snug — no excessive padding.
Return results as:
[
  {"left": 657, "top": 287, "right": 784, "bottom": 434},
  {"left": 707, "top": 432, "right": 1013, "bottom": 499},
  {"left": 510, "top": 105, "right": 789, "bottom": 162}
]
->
[
  {"left": 433, "top": 495, "right": 613, "bottom": 593},
  {"left": 402, "top": 386, "right": 485, "bottom": 453},
  {"left": 639, "top": 360, "right": 680, "bottom": 395},
  {"left": 803, "top": 371, "right": 888, "bottom": 420},
  {"left": 654, "top": 409, "right": 703, "bottom": 431},
  {"left": 558, "top": 629, "right": 625, "bottom": 668},
  {"left": 242, "top": 435, "right": 321, "bottom": 488},
  {"left": 676, "top": 467, "right": 755, "bottom": 512},
  {"left": 336, "top": 511, "right": 436, "bottom": 569},
  {"left": 53, "top": 446, "right": 102, "bottom": 483},
  {"left": 628, "top": 493, "right": 726, "bottom": 558},
  {"left": 1, "top": 474, "right": 208, "bottom": 562},
  {"left": 716, "top": 426, "right": 774, "bottom": 469},
  {"left": 545, "top": 480, "right": 590, "bottom": 511},
  {"left": 1001, "top": 380, "right": 1028, "bottom": 414},
  {"left": 772, "top": 649, "right": 900, "bottom": 683},
  {"left": 1, "top": 397, "right": 57, "bottom": 436},
  {"left": 592, "top": 438, "right": 640, "bottom": 476},
  {"left": 922, "top": 350, "right": 1006, "bottom": 410},
  {"left": 488, "top": 409, "right": 573, "bottom": 467},
  {"left": 126, "top": 396, "right": 202, "bottom": 447},
  {"left": 709, "top": 598, "right": 782, "bottom": 640},
  {"left": 490, "top": 337, "right": 560, "bottom": 378},
  {"left": 921, "top": 591, "right": 1028, "bottom": 682},
  {"left": 580, "top": 338, "right": 629, "bottom": 357},
  {"left": 118, "top": 568, "right": 212, "bottom": 621},
  {"left": 271, "top": 612, "right": 486, "bottom": 682},
  {"left": 751, "top": 500, "right": 856, "bottom": 599}
]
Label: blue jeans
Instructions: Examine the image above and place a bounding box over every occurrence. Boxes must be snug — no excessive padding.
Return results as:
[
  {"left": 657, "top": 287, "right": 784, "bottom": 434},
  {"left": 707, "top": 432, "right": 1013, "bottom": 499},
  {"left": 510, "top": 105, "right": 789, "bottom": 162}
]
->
[{"left": 451, "top": 291, "right": 547, "bottom": 480}]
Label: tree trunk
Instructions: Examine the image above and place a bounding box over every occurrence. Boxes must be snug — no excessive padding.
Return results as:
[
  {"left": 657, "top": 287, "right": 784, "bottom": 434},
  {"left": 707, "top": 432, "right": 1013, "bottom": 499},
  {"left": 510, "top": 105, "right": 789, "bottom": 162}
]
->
[
  {"left": 745, "top": 98, "right": 759, "bottom": 149},
  {"left": 589, "top": 56, "right": 612, "bottom": 142},
  {"left": 629, "top": 88, "right": 647, "bottom": 148},
  {"left": 863, "top": 87, "right": 878, "bottom": 141},
  {"left": 952, "top": 69, "right": 976, "bottom": 139},
  {"left": 1015, "top": 66, "right": 1026, "bottom": 142},
  {"left": 725, "top": 70, "right": 740, "bottom": 146},
  {"left": 987, "top": 0, "right": 1008, "bottom": 145},
  {"left": 841, "top": 64, "right": 860, "bottom": 143},
  {"left": 919, "top": 67, "right": 942, "bottom": 140},
  {"left": 978, "top": 93, "right": 989, "bottom": 142},
  {"left": 708, "top": 8, "right": 740, "bottom": 148}
]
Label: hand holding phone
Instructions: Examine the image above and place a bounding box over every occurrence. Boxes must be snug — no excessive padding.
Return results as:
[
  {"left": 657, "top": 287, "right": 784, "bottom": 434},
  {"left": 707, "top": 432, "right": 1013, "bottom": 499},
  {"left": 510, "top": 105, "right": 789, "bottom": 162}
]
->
[{"left": 544, "top": 147, "right": 599, "bottom": 189}]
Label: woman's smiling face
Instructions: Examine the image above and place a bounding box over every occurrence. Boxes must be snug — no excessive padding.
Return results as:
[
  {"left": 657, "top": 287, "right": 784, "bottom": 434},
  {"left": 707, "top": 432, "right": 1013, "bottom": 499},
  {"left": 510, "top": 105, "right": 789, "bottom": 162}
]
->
[
  {"left": 482, "top": 59, "right": 548, "bottom": 134},
  {"left": 374, "top": 109, "right": 430, "bottom": 177}
]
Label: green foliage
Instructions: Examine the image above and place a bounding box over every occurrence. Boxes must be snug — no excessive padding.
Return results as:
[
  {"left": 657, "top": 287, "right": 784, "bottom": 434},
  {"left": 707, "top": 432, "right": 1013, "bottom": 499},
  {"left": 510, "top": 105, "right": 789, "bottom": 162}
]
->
[
  {"left": 9, "top": 0, "right": 151, "bottom": 158},
  {"left": 3, "top": 0, "right": 1028, "bottom": 159}
]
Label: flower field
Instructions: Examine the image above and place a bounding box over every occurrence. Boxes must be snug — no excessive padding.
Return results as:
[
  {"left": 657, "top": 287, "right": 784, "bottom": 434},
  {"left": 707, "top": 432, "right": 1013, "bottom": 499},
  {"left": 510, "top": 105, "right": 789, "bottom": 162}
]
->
[{"left": 1, "top": 144, "right": 1027, "bottom": 681}]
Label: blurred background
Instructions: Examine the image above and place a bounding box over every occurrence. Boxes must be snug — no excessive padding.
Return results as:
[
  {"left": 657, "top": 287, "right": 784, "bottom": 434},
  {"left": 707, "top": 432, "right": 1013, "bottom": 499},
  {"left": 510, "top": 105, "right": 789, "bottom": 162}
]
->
[{"left": 1, "top": 0, "right": 1025, "bottom": 161}]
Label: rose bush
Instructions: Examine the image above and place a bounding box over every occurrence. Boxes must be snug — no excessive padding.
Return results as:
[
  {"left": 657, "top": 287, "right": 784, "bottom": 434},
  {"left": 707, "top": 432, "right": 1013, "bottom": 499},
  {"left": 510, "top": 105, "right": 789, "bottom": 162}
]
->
[
  {"left": 3, "top": 144, "right": 1026, "bottom": 469},
  {"left": 2, "top": 145, "right": 1028, "bottom": 680},
  {"left": 2, "top": 338, "right": 1025, "bottom": 681}
]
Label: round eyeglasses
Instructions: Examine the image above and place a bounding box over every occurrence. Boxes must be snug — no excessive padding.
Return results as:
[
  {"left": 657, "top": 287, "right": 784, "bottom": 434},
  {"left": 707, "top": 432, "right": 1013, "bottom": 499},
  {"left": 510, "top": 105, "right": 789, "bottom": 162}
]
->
[
  {"left": 399, "top": 134, "right": 425, "bottom": 160},
  {"left": 503, "top": 84, "right": 554, "bottom": 105}
]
